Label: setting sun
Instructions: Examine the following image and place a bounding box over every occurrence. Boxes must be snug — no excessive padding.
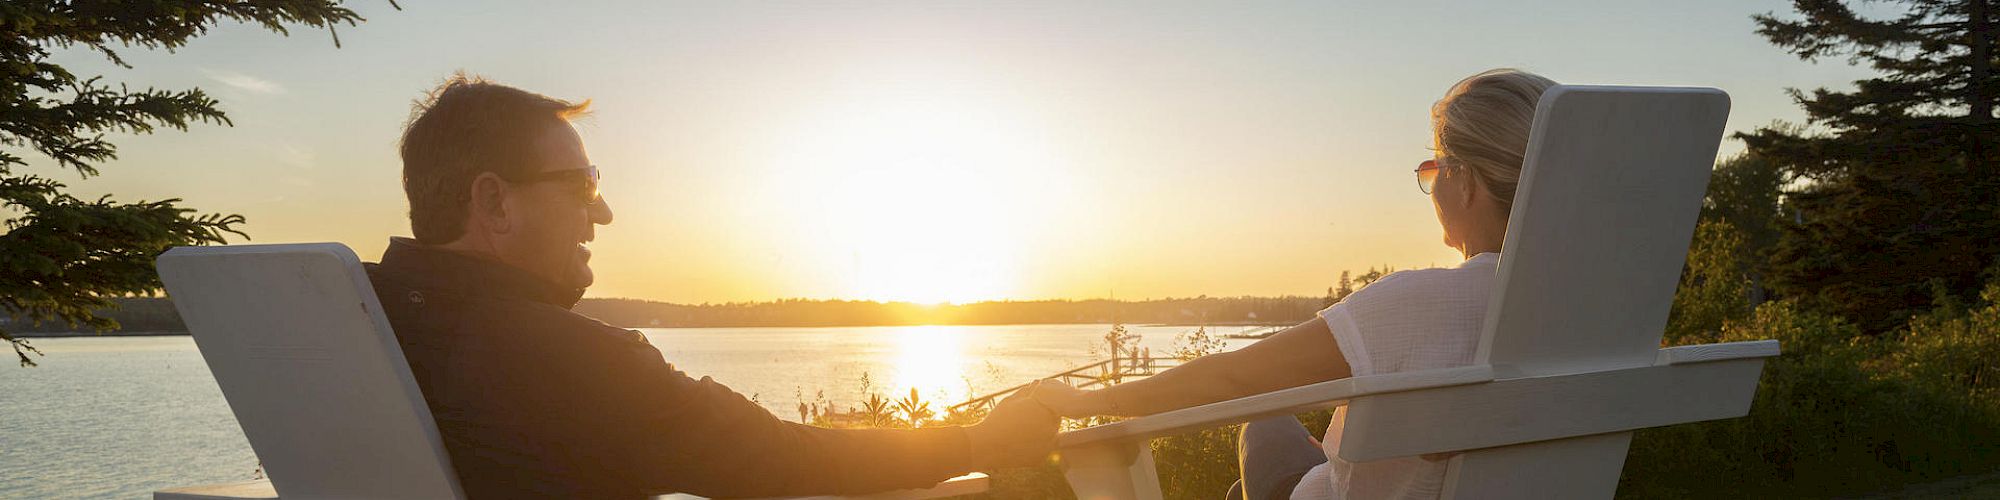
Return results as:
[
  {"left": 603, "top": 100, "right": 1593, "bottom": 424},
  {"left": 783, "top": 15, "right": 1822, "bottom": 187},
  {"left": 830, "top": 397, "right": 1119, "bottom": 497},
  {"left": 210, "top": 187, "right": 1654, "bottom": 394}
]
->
[{"left": 758, "top": 77, "right": 1075, "bottom": 304}]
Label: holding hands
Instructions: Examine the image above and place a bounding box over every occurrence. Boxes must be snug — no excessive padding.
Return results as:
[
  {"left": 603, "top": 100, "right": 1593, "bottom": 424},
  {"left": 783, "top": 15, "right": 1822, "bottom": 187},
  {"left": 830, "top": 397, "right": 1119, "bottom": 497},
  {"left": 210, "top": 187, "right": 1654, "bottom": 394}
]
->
[
  {"left": 963, "top": 386, "right": 1061, "bottom": 469},
  {"left": 962, "top": 379, "right": 1131, "bottom": 470},
  {"left": 1026, "top": 379, "right": 1114, "bottom": 418}
]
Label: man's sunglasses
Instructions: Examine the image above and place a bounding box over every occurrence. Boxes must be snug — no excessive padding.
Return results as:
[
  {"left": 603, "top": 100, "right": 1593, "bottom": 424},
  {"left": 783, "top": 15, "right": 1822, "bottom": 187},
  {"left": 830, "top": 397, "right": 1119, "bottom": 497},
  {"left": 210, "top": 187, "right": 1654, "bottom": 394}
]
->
[{"left": 503, "top": 165, "right": 600, "bottom": 205}]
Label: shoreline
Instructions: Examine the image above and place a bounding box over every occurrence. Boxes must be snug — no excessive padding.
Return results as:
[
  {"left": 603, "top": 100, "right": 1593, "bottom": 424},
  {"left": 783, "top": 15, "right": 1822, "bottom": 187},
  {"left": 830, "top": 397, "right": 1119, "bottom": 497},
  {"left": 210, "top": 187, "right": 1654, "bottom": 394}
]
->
[
  {"left": 8, "top": 322, "right": 1289, "bottom": 338},
  {"left": 10, "top": 330, "right": 189, "bottom": 338}
]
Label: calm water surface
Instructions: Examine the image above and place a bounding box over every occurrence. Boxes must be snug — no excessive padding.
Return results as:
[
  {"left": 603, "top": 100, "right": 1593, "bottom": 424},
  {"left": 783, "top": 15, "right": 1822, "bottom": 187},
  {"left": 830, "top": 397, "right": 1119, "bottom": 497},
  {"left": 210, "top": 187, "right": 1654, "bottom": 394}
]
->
[{"left": 0, "top": 324, "right": 1256, "bottom": 499}]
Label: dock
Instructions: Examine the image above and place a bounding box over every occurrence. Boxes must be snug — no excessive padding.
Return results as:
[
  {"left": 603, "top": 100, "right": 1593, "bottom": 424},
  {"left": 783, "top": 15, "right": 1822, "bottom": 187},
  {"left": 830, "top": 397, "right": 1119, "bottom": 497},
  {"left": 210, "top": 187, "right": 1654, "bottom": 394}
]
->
[{"left": 948, "top": 350, "right": 1184, "bottom": 415}]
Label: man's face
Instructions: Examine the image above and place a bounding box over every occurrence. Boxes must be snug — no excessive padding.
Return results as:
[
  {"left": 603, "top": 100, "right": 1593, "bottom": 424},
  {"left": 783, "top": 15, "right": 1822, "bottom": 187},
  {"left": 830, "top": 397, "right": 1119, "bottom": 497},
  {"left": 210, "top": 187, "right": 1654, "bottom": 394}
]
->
[{"left": 498, "top": 122, "right": 614, "bottom": 290}]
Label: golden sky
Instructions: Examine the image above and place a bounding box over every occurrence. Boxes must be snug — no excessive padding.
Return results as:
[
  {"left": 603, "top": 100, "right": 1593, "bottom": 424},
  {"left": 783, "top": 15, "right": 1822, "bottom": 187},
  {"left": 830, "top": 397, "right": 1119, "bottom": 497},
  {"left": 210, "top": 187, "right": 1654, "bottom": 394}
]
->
[{"left": 22, "top": 1, "right": 1877, "bottom": 304}]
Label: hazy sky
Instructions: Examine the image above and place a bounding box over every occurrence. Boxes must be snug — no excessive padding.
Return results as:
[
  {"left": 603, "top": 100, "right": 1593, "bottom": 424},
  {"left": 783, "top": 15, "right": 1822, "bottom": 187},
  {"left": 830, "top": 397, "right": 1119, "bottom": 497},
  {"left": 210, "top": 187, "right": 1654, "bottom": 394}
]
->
[{"left": 25, "top": 0, "right": 1877, "bottom": 304}]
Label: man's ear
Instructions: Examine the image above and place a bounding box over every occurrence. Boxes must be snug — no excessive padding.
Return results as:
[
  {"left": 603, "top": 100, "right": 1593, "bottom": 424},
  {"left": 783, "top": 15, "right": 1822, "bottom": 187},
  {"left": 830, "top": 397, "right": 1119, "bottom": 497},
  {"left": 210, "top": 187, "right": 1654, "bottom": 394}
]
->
[{"left": 468, "top": 172, "right": 512, "bottom": 234}]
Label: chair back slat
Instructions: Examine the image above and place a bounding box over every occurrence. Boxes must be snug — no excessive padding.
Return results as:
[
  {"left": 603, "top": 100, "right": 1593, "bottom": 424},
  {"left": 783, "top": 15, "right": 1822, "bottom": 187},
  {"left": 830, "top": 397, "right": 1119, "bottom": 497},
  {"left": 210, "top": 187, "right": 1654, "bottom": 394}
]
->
[
  {"left": 158, "top": 243, "right": 463, "bottom": 500},
  {"left": 1476, "top": 86, "right": 1731, "bottom": 377}
]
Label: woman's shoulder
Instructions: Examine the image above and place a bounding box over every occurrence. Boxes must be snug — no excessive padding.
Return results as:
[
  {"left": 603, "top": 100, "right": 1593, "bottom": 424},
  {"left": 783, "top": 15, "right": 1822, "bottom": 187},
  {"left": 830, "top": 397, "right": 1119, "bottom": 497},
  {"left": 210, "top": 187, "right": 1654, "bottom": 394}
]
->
[
  {"left": 1340, "top": 261, "right": 1497, "bottom": 306},
  {"left": 1351, "top": 267, "right": 1458, "bottom": 294}
]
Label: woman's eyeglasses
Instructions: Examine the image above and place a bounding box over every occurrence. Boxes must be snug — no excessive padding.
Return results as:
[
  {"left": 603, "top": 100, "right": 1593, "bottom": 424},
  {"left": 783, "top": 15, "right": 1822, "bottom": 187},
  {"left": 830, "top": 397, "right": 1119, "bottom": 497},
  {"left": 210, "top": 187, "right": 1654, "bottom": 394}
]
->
[
  {"left": 504, "top": 165, "right": 600, "bottom": 205},
  {"left": 1415, "top": 159, "right": 1445, "bottom": 195}
]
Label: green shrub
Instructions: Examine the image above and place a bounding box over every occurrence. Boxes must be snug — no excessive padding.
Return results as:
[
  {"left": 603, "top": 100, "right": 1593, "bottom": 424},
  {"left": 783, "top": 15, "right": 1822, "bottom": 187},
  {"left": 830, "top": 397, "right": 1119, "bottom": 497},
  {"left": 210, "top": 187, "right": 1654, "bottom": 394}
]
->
[
  {"left": 1664, "top": 220, "right": 1756, "bottom": 345},
  {"left": 1893, "top": 282, "right": 2000, "bottom": 402},
  {"left": 1150, "top": 426, "right": 1243, "bottom": 500},
  {"left": 1622, "top": 295, "right": 2000, "bottom": 498}
]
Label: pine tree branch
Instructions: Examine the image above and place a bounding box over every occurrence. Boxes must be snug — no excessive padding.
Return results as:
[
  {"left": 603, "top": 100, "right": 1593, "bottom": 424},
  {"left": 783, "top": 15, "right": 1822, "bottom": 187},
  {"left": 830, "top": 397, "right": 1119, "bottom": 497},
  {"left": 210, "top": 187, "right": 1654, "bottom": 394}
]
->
[
  {"left": 5, "top": 331, "right": 43, "bottom": 368},
  {"left": 0, "top": 2, "right": 393, "bottom": 369}
]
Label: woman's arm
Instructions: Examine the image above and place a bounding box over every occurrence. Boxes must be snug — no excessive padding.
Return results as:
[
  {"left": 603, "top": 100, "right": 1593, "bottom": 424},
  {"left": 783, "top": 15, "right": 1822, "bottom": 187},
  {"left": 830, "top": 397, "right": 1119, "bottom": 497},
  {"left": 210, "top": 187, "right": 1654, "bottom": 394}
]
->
[{"left": 1039, "top": 317, "right": 1352, "bottom": 417}]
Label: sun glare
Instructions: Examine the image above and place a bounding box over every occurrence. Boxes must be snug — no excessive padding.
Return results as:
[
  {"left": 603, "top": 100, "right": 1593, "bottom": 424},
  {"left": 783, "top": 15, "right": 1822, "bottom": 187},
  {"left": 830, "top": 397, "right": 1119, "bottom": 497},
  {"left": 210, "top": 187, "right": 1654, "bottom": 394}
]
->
[
  {"left": 764, "top": 80, "right": 1072, "bottom": 304},
  {"left": 891, "top": 326, "right": 970, "bottom": 402}
]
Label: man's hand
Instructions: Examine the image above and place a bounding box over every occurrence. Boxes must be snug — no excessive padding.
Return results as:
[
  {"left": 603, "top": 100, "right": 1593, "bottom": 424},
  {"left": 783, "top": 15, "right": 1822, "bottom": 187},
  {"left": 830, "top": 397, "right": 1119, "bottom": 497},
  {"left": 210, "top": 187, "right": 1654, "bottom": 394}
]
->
[{"left": 964, "top": 387, "right": 1060, "bottom": 470}]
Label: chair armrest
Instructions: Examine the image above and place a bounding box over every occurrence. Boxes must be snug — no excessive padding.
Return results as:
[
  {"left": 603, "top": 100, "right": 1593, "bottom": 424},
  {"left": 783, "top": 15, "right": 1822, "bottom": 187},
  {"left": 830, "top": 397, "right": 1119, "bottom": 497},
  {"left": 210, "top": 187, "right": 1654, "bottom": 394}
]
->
[
  {"left": 657, "top": 473, "right": 990, "bottom": 500},
  {"left": 1654, "top": 340, "right": 1780, "bottom": 365},
  {"left": 154, "top": 480, "right": 277, "bottom": 500},
  {"left": 1052, "top": 340, "right": 1782, "bottom": 450},
  {"left": 1056, "top": 365, "right": 1494, "bottom": 449},
  {"left": 163, "top": 474, "right": 990, "bottom": 500},
  {"left": 766, "top": 473, "right": 989, "bottom": 500}
]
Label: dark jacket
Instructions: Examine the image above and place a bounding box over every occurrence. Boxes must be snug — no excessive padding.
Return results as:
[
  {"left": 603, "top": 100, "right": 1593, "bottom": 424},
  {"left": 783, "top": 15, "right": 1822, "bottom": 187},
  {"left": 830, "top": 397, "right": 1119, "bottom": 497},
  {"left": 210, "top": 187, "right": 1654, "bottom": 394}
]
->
[{"left": 366, "top": 237, "right": 974, "bottom": 499}]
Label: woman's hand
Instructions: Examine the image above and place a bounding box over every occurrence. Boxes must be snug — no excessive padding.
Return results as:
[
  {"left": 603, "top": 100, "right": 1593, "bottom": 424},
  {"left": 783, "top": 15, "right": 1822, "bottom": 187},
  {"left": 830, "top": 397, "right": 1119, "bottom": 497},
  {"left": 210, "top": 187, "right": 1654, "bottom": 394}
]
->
[
  {"left": 1028, "top": 379, "right": 1112, "bottom": 418},
  {"left": 964, "top": 388, "right": 1059, "bottom": 470}
]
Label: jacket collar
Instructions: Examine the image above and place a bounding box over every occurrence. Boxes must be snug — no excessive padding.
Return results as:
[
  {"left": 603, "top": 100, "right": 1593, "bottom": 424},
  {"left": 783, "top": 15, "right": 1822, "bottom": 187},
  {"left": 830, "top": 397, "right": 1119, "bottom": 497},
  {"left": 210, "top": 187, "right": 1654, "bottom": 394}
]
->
[{"left": 376, "top": 237, "right": 587, "bottom": 309}]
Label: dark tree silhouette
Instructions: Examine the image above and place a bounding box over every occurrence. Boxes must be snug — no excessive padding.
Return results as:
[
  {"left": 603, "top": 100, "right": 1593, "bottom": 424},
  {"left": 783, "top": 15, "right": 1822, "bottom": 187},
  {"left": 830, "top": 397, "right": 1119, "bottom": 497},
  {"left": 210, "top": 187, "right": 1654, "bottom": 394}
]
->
[
  {"left": 1741, "top": 0, "right": 2000, "bottom": 331},
  {"left": 1, "top": 1, "right": 391, "bottom": 366}
]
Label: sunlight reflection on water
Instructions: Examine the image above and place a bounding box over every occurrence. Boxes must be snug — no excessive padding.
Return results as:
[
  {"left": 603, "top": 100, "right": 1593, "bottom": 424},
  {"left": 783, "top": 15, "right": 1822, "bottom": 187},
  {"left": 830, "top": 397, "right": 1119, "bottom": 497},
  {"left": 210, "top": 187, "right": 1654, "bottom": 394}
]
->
[{"left": 890, "top": 325, "right": 971, "bottom": 403}]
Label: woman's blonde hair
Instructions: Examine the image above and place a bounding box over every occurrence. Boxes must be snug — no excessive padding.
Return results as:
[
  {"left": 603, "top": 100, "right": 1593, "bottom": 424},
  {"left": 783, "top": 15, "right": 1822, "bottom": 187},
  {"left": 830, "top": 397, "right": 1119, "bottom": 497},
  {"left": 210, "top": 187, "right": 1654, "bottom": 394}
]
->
[{"left": 1431, "top": 68, "right": 1559, "bottom": 206}]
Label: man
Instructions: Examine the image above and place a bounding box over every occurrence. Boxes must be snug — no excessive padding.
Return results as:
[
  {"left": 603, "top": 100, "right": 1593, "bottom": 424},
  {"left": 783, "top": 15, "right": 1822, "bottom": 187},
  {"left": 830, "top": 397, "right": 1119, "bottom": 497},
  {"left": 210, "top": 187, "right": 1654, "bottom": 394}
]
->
[{"left": 366, "top": 74, "right": 1058, "bottom": 498}]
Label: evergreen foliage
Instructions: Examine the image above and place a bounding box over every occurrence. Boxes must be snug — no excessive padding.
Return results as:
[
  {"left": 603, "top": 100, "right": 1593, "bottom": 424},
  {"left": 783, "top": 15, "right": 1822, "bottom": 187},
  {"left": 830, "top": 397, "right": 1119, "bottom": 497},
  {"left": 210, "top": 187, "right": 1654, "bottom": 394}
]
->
[
  {"left": 1742, "top": 0, "right": 2000, "bottom": 332},
  {"left": 1699, "top": 153, "right": 1784, "bottom": 277},
  {"left": 0, "top": 1, "right": 384, "bottom": 366}
]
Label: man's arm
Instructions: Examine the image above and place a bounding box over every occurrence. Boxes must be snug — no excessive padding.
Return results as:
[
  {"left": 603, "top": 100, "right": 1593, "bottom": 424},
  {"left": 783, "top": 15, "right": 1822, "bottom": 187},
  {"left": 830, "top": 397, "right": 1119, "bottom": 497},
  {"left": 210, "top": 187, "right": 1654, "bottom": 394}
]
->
[{"left": 559, "top": 327, "right": 1051, "bottom": 498}]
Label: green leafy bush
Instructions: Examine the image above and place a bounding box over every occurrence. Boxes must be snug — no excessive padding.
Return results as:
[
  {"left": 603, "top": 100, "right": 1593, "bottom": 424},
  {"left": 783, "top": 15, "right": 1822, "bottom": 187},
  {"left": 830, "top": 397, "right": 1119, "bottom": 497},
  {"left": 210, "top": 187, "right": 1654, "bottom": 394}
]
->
[
  {"left": 1664, "top": 220, "right": 1755, "bottom": 345},
  {"left": 1622, "top": 291, "right": 2000, "bottom": 497},
  {"left": 1893, "top": 282, "right": 2000, "bottom": 402}
]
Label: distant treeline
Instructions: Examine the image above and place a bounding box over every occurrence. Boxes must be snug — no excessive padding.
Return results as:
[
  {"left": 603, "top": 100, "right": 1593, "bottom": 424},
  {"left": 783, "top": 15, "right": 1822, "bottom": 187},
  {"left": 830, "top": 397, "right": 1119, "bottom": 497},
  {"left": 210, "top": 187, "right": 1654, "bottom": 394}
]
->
[
  {"left": 5, "top": 295, "right": 1342, "bottom": 335},
  {"left": 3, "top": 298, "right": 190, "bottom": 336},
  {"left": 574, "top": 295, "right": 1332, "bottom": 328}
]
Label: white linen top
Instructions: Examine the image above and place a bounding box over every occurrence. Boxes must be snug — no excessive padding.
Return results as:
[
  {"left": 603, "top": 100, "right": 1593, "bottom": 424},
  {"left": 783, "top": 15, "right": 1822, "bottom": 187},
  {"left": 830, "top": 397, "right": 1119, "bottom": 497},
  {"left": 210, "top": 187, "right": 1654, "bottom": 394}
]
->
[{"left": 1291, "top": 252, "right": 1500, "bottom": 500}]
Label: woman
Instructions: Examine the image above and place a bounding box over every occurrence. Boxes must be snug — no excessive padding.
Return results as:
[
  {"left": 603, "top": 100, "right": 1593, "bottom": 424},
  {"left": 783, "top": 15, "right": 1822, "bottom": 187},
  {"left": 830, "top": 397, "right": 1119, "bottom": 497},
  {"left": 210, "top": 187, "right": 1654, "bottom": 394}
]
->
[{"left": 1031, "top": 68, "right": 1557, "bottom": 500}]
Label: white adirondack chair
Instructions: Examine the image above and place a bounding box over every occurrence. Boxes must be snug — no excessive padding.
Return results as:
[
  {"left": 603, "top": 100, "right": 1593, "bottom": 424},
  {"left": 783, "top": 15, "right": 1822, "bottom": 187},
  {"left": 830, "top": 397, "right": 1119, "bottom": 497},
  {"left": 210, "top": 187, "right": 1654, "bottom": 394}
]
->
[
  {"left": 1054, "top": 85, "right": 1781, "bottom": 499},
  {"left": 150, "top": 243, "right": 986, "bottom": 500}
]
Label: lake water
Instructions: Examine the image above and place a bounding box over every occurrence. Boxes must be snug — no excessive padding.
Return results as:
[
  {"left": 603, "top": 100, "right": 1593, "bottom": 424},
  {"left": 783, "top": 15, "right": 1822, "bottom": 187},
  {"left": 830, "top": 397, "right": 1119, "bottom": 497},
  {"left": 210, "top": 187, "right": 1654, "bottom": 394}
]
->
[{"left": 0, "top": 324, "right": 1258, "bottom": 499}]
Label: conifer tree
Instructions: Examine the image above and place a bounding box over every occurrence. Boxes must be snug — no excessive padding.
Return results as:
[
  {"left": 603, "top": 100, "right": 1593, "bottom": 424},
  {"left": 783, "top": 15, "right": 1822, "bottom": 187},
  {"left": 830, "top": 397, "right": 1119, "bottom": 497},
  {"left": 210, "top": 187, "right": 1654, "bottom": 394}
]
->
[
  {"left": 2, "top": 2, "right": 387, "bottom": 366},
  {"left": 1742, "top": 0, "right": 2000, "bottom": 331}
]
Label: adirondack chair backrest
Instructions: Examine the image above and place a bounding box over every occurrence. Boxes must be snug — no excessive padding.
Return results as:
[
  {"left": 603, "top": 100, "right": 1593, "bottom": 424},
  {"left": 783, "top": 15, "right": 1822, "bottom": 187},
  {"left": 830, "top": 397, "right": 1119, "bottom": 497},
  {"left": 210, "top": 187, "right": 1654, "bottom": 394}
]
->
[
  {"left": 1430, "top": 85, "right": 1733, "bottom": 497},
  {"left": 157, "top": 244, "right": 464, "bottom": 500},
  {"left": 1477, "top": 85, "right": 1731, "bottom": 377}
]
